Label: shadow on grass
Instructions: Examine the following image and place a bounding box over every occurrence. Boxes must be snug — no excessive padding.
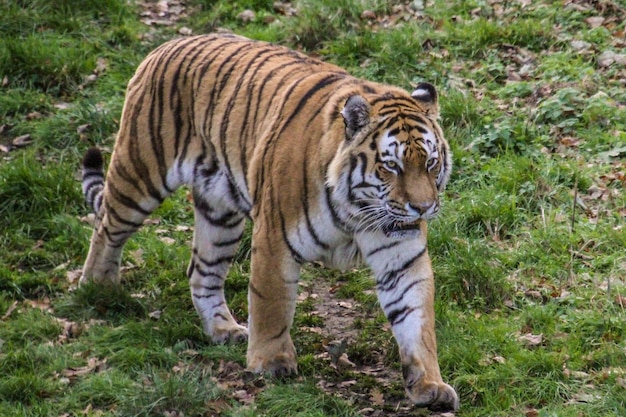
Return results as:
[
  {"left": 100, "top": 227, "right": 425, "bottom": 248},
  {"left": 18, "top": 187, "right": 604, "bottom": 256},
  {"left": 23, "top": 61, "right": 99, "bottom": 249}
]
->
[{"left": 54, "top": 282, "right": 146, "bottom": 324}]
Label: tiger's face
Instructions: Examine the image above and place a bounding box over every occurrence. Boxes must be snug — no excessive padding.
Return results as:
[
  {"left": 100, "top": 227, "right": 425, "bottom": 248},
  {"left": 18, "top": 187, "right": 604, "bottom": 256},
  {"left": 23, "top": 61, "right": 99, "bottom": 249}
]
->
[{"left": 329, "top": 83, "right": 451, "bottom": 239}]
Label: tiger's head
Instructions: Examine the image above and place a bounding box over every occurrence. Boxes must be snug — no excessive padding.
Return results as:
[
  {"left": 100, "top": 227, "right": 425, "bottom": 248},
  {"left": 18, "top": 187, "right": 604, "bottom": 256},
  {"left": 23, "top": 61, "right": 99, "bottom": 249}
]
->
[{"left": 327, "top": 82, "right": 451, "bottom": 239}]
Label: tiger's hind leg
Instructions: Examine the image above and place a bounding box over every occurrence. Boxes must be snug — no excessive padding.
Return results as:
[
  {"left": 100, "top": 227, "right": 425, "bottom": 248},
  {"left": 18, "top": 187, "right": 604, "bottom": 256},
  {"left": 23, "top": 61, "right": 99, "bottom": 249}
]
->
[
  {"left": 188, "top": 189, "right": 248, "bottom": 344},
  {"left": 80, "top": 148, "right": 170, "bottom": 285}
]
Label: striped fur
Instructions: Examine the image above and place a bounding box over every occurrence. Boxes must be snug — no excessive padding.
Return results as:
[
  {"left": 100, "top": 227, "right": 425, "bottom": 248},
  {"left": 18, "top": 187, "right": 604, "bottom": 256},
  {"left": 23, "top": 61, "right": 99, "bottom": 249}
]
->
[{"left": 80, "top": 34, "right": 457, "bottom": 411}]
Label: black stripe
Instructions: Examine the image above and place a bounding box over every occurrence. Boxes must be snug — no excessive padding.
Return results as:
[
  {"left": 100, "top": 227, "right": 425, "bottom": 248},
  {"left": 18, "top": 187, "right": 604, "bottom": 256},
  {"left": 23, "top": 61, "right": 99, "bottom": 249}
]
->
[
  {"left": 270, "top": 325, "right": 288, "bottom": 340},
  {"left": 198, "top": 284, "right": 223, "bottom": 291},
  {"left": 161, "top": 38, "right": 205, "bottom": 161},
  {"left": 101, "top": 230, "right": 124, "bottom": 248},
  {"left": 110, "top": 159, "right": 156, "bottom": 202},
  {"left": 362, "top": 84, "right": 376, "bottom": 94},
  {"left": 250, "top": 67, "right": 312, "bottom": 204},
  {"left": 249, "top": 282, "right": 266, "bottom": 299},
  {"left": 194, "top": 155, "right": 220, "bottom": 180},
  {"left": 239, "top": 50, "right": 303, "bottom": 187},
  {"left": 118, "top": 93, "right": 169, "bottom": 204},
  {"left": 226, "top": 175, "right": 251, "bottom": 214},
  {"left": 324, "top": 185, "right": 350, "bottom": 233},
  {"left": 93, "top": 193, "right": 103, "bottom": 213},
  {"left": 279, "top": 73, "right": 345, "bottom": 131},
  {"left": 199, "top": 209, "right": 244, "bottom": 229},
  {"left": 405, "top": 113, "right": 431, "bottom": 126},
  {"left": 387, "top": 127, "right": 401, "bottom": 137},
  {"left": 253, "top": 72, "right": 345, "bottom": 205},
  {"left": 192, "top": 293, "right": 216, "bottom": 299},
  {"left": 193, "top": 264, "right": 224, "bottom": 279},
  {"left": 355, "top": 115, "right": 399, "bottom": 148},
  {"left": 193, "top": 38, "right": 244, "bottom": 94},
  {"left": 195, "top": 253, "right": 234, "bottom": 268},
  {"left": 202, "top": 43, "right": 256, "bottom": 142},
  {"left": 108, "top": 181, "right": 152, "bottom": 216},
  {"left": 375, "top": 96, "right": 417, "bottom": 109},
  {"left": 82, "top": 171, "right": 104, "bottom": 181},
  {"left": 376, "top": 248, "right": 426, "bottom": 292},
  {"left": 147, "top": 46, "right": 182, "bottom": 191},
  {"left": 301, "top": 142, "right": 329, "bottom": 250},
  {"left": 382, "top": 281, "right": 419, "bottom": 311},
  {"left": 104, "top": 201, "right": 143, "bottom": 229},
  {"left": 214, "top": 232, "right": 244, "bottom": 247},
  {"left": 218, "top": 46, "right": 277, "bottom": 174},
  {"left": 387, "top": 306, "right": 417, "bottom": 326},
  {"left": 279, "top": 215, "right": 305, "bottom": 264},
  {"left": 187, "top": 259, "right": 196, "bottom": 278},
  {"left": 366, "top": 240, "right": 402, "bottom": 258},
  {"left": 84, "top": 182, "right": 103, "bottom": 202},
  {"left": 348, "top": 154, "right": 374, "bottom": 202},
  {"left": 249, "top": 60, "right": 312, "bottom": 142},
  {"left": 194, "top": 198, "right": 244, "bottom": 228}
]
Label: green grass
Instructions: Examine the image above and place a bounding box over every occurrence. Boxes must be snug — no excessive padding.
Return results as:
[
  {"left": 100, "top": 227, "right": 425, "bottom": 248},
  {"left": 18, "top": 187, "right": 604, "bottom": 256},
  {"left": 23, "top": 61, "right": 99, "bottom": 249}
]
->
[{"left": 1, "top": 0, "right": 625, "bottom": 416}]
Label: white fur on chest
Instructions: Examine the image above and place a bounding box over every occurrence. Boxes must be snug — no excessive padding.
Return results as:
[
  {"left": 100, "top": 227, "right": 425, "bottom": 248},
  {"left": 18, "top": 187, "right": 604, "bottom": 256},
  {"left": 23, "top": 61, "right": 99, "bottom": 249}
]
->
[
  {"left": 289, "top": 213, "right": 362, "bottom": 270},
  {"left": 320, "top": 237, "right": 361, "bottom": 270}
]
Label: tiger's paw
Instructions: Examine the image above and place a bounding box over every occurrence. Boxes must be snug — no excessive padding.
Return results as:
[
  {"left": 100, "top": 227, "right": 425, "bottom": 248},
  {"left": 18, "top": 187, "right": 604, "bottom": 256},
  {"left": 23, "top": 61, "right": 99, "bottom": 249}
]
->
[
  {"left": 208, "top": 323, "right": 248, "bottom": 344},
  {"left": 79, "top": 268, "right": 121, "bottom": 286},
  {"left": 247, "top": 339, "right": 298, "bottom": 377},
  {"left": 403, "top": 364, "right": 460, "bottom": 412},
  {"left": 248, "top": 354, "right": 298, "bottom": 377}
]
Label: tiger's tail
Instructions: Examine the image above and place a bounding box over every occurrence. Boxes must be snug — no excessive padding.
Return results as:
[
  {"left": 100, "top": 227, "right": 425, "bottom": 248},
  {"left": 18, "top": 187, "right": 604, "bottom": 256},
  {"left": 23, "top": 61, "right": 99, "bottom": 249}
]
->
[{"left": 81, "top": 147, "right": 105, "bottom": 213}]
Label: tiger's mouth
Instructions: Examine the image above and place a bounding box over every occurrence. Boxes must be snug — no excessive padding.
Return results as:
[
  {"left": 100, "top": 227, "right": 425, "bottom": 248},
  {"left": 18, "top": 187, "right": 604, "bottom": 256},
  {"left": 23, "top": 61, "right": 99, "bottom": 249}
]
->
[{"left": 382, "top": 220, "right": 421, "bottom": 238}]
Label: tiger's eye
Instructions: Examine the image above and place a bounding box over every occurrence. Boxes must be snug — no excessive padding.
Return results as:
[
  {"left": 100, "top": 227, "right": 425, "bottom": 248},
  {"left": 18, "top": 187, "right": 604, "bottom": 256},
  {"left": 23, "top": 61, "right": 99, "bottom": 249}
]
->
[{"left": 385, "top": 161, "right": 398, "bottom": 170}]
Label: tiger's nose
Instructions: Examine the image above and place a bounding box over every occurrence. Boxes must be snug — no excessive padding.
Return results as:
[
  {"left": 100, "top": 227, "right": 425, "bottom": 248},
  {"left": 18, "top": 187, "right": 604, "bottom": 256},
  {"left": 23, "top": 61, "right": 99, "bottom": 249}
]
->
[{"left": 407, "top": 201, "right": 438, "bottom": 216}]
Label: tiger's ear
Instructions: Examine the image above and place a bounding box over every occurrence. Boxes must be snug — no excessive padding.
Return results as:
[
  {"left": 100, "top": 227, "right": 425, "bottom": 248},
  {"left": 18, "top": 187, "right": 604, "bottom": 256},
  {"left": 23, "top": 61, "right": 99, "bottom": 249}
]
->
[
  {"left": 341, "top": 95, "right": 371, "bottom": 140},
  {"left": 411, "top": 82, "right": 439, "bottom": 117}
]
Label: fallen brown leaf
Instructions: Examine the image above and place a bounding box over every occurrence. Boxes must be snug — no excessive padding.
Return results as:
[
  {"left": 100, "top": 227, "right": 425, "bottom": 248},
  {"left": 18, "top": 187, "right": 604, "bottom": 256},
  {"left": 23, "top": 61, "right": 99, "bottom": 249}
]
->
[
  {"left": 66, "top": 269, "right": 82, "bottom": 284},
  {"left": 54, "top": 318, "right": 83, "bottom": 343},
  {"left": 62, "top": 357, "right": 107, "bottom": 381},
  {"left": 369, "top": 388, "right": 384, "bottom": 406},
  {"left": 160, "top": 237, "right": 176, "bottom": 245},
  {"left": 233, "top": 389, "right": 254, "bottom": 404},
  {"left": 335, "top": 353, "right": 356, "bottom": 370},
  {"left": 585, "top": 16, "right": 605, "bottom": 29},
  {"left": 567, "top": 391, "right": 601, "bottom": 404},
  {"left": 525, "top": 408, "right": 539, "bottom": 417},
  {"left": 129, "top": 248, "right": 145, "bottom": 266},
  {"left": 237, "top": 9, "right": 256, "bottom": 23},
  {"left": 25, "top": 297, "right": 53, "bottom": 313},
  {"left": 26, "top": 111, "right": 43, "bottom": 120},
  {"left": 518, "top": 332, "right": 543, "bottom": 348},
  {"left": 1, "top": 301, "right": 18, "bottom": 320}
]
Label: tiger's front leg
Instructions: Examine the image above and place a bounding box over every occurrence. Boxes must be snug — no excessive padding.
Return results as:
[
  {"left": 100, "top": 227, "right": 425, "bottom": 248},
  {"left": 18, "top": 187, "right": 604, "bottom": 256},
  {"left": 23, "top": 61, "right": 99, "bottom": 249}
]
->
[
  {"left": 360, "top": 232, "right": 459, "bottom": 412},
  {"left": 246, "top": 222, "right": 300, "bottom": 377}
]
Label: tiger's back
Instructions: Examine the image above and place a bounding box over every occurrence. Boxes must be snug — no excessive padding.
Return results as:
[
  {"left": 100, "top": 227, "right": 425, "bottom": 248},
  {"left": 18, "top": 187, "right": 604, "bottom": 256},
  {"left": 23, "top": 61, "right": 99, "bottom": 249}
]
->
[
  {"left": 111, "top": 34, "right": 346, "bottom": 213},
  {"left": 81, "top": 34, "right": 458, "bottom": 412}
]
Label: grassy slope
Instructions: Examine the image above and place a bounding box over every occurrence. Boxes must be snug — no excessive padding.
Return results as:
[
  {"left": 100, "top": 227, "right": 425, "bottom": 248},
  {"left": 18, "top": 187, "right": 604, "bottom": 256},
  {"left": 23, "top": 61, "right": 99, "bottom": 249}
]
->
[{"left": 1, "top": 0, "right": 625, "bottom": 416}]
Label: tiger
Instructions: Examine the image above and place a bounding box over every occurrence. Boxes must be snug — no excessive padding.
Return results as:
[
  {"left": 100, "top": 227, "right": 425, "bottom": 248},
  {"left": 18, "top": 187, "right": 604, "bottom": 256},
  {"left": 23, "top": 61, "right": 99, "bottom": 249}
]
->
[{"left": 80, "top": 33, "right": 458, "bottom": 411}]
